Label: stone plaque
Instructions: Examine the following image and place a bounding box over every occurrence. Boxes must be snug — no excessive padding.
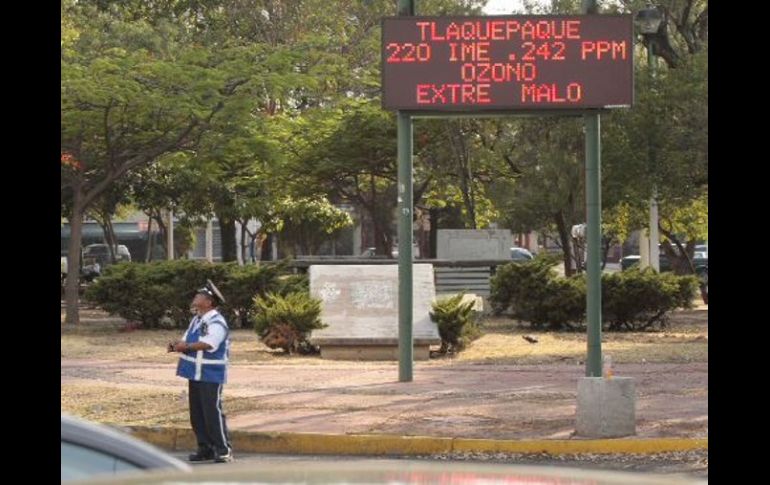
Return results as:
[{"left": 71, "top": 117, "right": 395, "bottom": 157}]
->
[{"left": 309, "top": 264, "right": 441, "bottom": 359}]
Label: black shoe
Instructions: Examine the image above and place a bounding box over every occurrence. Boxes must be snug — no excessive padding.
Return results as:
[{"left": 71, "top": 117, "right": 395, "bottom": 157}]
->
[
  {"left": 214, "top": 450, "right": 233, "bottom": 463},
  {"left": 188, "top": 448, "right": 215, "bottom": 462}
]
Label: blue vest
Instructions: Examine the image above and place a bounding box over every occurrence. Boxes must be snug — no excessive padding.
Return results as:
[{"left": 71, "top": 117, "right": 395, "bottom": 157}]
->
[{"left": 176, "top": 311, "right": 230, "bottom": 384}]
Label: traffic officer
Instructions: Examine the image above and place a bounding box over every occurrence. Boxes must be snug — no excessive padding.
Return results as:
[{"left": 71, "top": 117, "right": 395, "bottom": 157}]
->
[{"left": 168, "top": 279, "right": 232, "bottom": 463}]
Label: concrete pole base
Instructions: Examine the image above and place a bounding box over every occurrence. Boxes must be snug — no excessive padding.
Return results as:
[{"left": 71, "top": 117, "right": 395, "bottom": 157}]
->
[{"left": 576, "top": 377, "right": 636, "bottom": 438}]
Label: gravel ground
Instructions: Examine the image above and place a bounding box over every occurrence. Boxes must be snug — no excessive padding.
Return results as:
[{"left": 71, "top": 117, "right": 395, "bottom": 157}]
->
[{"left": 420, "top": 450, "right": 708, "bottom": 479}]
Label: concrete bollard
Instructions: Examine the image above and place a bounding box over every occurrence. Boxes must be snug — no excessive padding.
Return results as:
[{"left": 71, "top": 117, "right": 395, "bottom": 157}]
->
[{"left": 576, "top": 377, "right": 636, "bottom": 438}]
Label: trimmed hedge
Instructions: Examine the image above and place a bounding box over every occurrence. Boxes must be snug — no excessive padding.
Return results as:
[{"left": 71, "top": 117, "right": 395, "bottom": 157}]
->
[
  {"left": 490, "top": 260, "right": 699, "bottom": 331},
  {"left": 602, "top": 268, "right": 697, "bottom": 330},
  {"left": 490, "top": 258, "right": 585, "bottom": 329},
  {"left": 84, "top": 260, "right": 301, "bottom": 329}
]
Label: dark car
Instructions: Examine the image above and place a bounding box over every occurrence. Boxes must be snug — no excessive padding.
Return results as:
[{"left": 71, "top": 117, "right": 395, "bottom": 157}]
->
[
  {"left": 621, "top": 249, "right": 707, "bottom": 274},
  {"left": 61, "top": 414, "right": 190, "bottom": 482}
]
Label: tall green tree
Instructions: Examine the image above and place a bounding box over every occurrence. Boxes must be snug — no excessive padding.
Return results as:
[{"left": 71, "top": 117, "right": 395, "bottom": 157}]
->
[
  {"left": 289, "top": 101, "right": 400, "bottom": 256},
  {"left": 602, "top": 0, "right": 708, "bottom": 271},
  {"left": 489, "top": 118, "right": 586, "bottom": 275},
  {"left": 61, "top": 2, "right": 248, "bottom": 323}
]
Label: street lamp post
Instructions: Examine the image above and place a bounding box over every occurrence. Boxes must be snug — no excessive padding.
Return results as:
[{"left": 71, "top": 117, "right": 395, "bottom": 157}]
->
[{"left": 635, "top": 5, "right": 663, "bottom": 272}]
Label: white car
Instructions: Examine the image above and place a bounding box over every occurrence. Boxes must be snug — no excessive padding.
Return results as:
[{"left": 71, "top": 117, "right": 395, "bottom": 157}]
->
[
  {"left": 510, "top": 246, "right": 534, "bottom": 261},
  {"left": 61, "top": 414, "right": 190, "bottom": 482}
]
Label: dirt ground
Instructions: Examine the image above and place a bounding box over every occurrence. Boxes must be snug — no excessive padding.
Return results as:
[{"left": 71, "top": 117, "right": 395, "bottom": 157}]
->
[
  {"left": 61, "top": 302, "right": 707, "bottom": 480},
  {"left": 61, "top": 304, "right": 707, "bottom": 441}
]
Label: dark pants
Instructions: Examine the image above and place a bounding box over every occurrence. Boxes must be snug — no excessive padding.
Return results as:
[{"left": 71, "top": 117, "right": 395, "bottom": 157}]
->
[{"left": 188, "top": 380, "right": 231, "bottom": 455}]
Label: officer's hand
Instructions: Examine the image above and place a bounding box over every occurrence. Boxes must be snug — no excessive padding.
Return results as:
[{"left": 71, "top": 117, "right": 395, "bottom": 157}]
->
[{"left": 167, "top": 342, "right": 177, "bottom": 353}]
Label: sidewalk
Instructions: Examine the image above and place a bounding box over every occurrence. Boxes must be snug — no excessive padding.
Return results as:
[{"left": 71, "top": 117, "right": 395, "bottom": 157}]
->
[{"left": 61, "top": 357, "right": 708, "bottom": 455}]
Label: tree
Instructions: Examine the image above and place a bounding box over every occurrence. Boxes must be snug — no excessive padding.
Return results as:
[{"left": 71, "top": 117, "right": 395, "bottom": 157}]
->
[
  {"left": 61, "top": 2, "right": 244, "bottom": 323},
  {"left": 617, "top": 0, "right": 707, "bottom": 69},
  {"left": 601, "top": 1, "right": 708, "bottom": 271},
  {"left": 289, "top": 101, "right": 400, "bottom": 256},
  {"left": 274, "top": 197, "right": 353, "bottom": 256},
  {"left": 415, "top": 119, "right": 506, "bottom": 231},
  {"left": 489, "top": 118, "right": 586, "bottom": 275},
  {"left": 85, "top": 185, "right": 134, "bottom": 263}
]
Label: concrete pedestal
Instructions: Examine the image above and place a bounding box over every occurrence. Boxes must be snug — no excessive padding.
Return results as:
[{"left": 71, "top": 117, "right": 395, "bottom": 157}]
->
[{"left": 575, "top": 377, "right": 636, "bottom": 438}]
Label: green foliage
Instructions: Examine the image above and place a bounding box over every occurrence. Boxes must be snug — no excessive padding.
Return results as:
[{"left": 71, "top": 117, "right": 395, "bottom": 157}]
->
[
  {"left": 252, "top": 292, "right": 327, "bottom": 354},
  {"left": 490, "top": 259, "right": 698, "bottom": 331},
  {"left": 275, "top": 196, "right": 354, "bottom": 256},
  {"left": 430, "top": 293, "right": 481, "bottom": 354},
  {"left": 289, "top": 100, "right": 399, "bottom": 255},
  {"left": 602, "top": 269, "right": 698, "bottom": 330},
  {"left": 84, "top": 263, "right": 177, "bottom": 328},
  {"left": 602, "top": 46, "right": 707, "bottom": 243},
  {"left": 217, "top": 262, "right": 289, "bottom": 328},
  {"left": 84, "top": 260, "right": 293, "bottom": 329},
  {"left": 272, "top": 274, "right": 310, "bottom": 296},
  {"left": 487, "top": 117, "right": 586, "bottom": 275},
  {"left": 415, "top": 118, "right": 505, "bottom": 229},
  {"left": 489, "top": 257, "right": 573, "bottom": 325}
]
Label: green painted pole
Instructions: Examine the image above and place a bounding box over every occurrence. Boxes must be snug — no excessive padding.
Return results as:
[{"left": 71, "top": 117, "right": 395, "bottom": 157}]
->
[
  {"left": 397, "top": 0, "right": 414, "bottom": 382},
  {"left": 648, "top": 39, "right": 660, "bottom": 272},
  {"left": 584, "top": 113, "right": 602, "bottom": 377},
  {"left": 397, "top": 111, "right": 413, "bottom": 382},
  {"left": 582, "top": 0, "right": 602, "bottom": 378}
]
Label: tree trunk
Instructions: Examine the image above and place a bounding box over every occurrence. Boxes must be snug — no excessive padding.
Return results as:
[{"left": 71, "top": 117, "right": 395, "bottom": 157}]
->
[
  {"left": 554, "top": 213, "right": 574, "bottom": 277},
  {"left": 660, "top": 233, "right": 697, "bottom": 274},
  {"left": 371, "top": 205, "right": 392, "bottom": 257},
  {"left": 144, "top": 214, "right": 153, "bottom": 262},
  {"left": 104, "top": 216, "right": 117, "bottom": 263},
  {"left": 153, "top": 212, "right": 167, "bottom": 256},
  {"left": 428, "top": 208, "right": 439, "bottom": 258},
  {"left": 219, "top": 216, "right": 237, "bottom": 262},
  {"left": 64, "top": 194, "right": 85, "bottom": 325},
  {"left": 239, "top": 219, "right": 247, "bottom": 264},
  {"left": 450, "top": 123, "right": 477, "bottom": 229},
  {"left": 249, "top": 232, "right": 258, "bottom": 263},
  {"left": 259, "top": 233, "right": 269, "bottom": 261},
  {"left": 242, "top": 224, "right": 258, "bottom": 263}
]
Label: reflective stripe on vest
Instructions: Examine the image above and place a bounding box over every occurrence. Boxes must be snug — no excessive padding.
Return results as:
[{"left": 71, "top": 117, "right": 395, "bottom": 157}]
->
[{"left": 176, "top": 312, "right": 230, "bottom": 383}]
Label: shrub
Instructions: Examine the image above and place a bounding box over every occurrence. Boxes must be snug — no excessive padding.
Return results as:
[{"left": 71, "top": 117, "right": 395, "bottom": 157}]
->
[
  {"left": 158, "top": 260, "right": 229, "bottom": 326},
  {"left": 490, "top": 259, "right": 585, "bottom": 329},
  {"left": 218, "top": 262, "right": 289, "bottom": 328},
  {"left": 272, "top": 273, "right": 310, "bottom": 296},
  {"left": 84, "top": 263, "right": 174, "bottom": 327},
  {"left": 83, "top": 261, "right": 221, "bottom": 328},
  {"left": 430, "top": 293, "right": 481, "bottom": 354},
  {"left": 490, "top": 259, "right": 697, "bottom": 331},
  {"left": 253, "top": 292, "right": 327, "bottom": 354},
  {"left": 602, "top": 268, "right": 698, "bottom": 330},
  {"left": 489, "top": 258, "right": 555, "bottom": 315},
  {"left": 85, "top": 260, "right": 294, "bottom": 329}
]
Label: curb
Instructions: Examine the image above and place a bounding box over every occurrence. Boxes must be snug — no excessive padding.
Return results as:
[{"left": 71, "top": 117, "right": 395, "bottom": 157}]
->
[{"left": 127, "top": 426, "right": 707, "bottom": 456}]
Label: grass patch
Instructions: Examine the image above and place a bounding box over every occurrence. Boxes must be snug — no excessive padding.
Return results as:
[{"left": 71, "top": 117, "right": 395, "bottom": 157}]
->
[
  {"left": 60, "top": 385, "right": 318, "bottom": 427},
  {"left": 456, "top": 309, "right": 707, "bottom": 364},
  {"left": 62, "top": 308, "right": 706, "bottom": 366}
]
